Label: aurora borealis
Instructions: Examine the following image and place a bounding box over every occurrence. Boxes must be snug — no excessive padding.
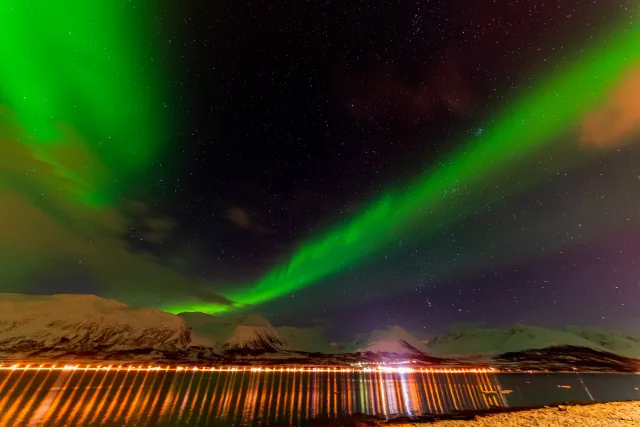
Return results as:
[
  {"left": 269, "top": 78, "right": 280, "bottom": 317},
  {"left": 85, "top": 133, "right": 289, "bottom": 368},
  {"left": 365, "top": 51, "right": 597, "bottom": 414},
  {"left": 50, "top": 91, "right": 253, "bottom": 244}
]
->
[
  {"left": 1, "top": 0, "right": 640, "bottom": 332},
  {"left": 0, "top": 1, "right": 164, "bottom": 205},
  {"left": 0, "top": 1, "right": 183, "bottom": 299},
  {"left": 162, "top": 14, "right": 640, "bottom": 314}
]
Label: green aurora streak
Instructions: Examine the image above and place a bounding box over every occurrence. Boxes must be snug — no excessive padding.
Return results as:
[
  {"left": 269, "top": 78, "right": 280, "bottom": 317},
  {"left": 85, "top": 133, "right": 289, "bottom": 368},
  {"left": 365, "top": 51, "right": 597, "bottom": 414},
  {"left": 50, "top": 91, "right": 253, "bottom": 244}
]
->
[
  {"left": 163, "top": 18, "right": 640, "bottom": 315},
  {"left": 0, "top": 1, "right": 162, "bottom": 206},
  {"left": 2, "top": 3, "right": 636, "bottom": 314}
]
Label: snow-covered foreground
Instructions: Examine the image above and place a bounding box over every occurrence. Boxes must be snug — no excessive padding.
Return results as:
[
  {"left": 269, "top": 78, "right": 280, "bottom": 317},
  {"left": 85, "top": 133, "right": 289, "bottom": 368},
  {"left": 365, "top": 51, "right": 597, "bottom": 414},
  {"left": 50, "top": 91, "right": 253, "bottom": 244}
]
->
[
  {"left": 390, "top": 401, "right": 640, "bottom": 427},
  {"left": 0, "top": 293, "right": 639, "bottom": 369}
]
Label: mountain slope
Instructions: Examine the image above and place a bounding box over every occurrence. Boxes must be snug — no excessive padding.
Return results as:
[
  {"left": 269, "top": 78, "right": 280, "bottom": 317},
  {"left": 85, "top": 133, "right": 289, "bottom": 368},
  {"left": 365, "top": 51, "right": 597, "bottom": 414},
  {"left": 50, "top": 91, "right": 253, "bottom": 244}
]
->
[
  {"left": 341, "top": 326, "right": 429, "bottom": 355},
  {"left": 180, "top": 312, "right": 283, "bottom": 353},
  {"left": 177, "top": 312, "right": 222, "bottom": 347},
  {"left": 567, "top": 326, "right": 640, "bottom": 359},
  {"left": 427, "top": 324, "right": 640, "bottom": 358},
  {"left": 2, "top": 293, "right": 638, "bottom": 368},
  {"left": 496, "top": 345, "right": 640, "bottom": 372},
  {"left": 0, "top": 293, "right": 191, "bottom": 355},
  {"left": 276, "top": 326, "right": 333, "bottom": 353}
]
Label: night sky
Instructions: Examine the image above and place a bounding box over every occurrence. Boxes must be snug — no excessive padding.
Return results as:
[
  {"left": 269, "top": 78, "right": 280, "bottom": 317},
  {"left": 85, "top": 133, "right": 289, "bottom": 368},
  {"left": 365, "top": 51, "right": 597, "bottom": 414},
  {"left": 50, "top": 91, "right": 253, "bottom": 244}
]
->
[{"left": 1, "top": 0, "right": 639, "bottom": 338}]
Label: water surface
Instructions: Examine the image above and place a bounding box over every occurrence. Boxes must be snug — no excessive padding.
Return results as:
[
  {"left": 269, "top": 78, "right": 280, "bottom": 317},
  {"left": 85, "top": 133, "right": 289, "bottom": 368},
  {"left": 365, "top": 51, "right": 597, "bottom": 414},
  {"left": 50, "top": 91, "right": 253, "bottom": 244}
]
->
[{"left": 0, "top": 369, "right": 638, "bottom": 426}]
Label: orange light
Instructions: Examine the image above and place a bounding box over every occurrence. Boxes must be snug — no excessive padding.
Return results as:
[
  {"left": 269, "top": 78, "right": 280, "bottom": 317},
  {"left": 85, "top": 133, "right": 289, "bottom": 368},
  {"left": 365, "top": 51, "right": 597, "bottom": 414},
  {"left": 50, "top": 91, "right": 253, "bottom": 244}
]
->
[{"left": 0, "top": 364, "right": 497, "bottom": 374}]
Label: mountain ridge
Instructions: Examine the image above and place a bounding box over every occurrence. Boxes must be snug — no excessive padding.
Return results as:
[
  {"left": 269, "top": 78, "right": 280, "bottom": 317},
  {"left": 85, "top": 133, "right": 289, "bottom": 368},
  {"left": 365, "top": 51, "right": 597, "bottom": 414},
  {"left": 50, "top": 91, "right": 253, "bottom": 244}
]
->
[
  {"left": 0, "top": 294, "right": 639, "bottom": 370},
  {"left": 0, "top": 293, "right": 191, "bottom": 358}
]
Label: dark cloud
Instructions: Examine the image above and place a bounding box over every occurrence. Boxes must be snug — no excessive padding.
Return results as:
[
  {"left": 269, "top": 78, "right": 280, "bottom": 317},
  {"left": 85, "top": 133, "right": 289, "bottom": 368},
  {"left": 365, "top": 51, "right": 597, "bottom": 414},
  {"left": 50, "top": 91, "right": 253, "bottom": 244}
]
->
[
  {"left": 225, "top": 206, "right": 274, "bottom": 235},
  {"left": 192, "top": 289, "right": 235, "bottom": 306},
  {"left": 126, "top": 201, "right": 176, "bottom": 244},
  {"left": 0, "top": 107, "right": 224, "bottom": 308},
  {"left": 226, "top": 207, "right": 252, "bottom": 229}
]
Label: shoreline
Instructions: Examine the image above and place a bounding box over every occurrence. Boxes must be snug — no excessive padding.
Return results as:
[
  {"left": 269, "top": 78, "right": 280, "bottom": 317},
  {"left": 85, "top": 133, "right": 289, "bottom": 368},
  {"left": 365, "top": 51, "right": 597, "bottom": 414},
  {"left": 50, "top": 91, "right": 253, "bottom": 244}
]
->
[
  {"left": 0, "top": 360, "right": 638, "bottom": 374},
  {"left": 0, "top": 362, "right": 493, "bottom": 374}
]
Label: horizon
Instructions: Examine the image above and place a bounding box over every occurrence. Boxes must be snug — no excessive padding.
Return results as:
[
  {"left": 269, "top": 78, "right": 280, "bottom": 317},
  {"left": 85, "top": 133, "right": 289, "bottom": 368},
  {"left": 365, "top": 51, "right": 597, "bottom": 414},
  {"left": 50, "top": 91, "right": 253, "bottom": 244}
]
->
[
  {"left": 4, "top": 291, "right": 640, "bottom": 346},
  {"left": 1, "top": 2, "right": 640, "bottom": 425}
]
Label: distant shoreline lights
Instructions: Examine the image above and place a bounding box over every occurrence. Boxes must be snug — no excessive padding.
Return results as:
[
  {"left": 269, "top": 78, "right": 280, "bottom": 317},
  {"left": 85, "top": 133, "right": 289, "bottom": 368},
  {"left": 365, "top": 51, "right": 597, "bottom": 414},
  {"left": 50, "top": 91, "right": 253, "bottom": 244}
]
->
[{"left": 0, "top": 363, "right": 497, "bottom": 374}]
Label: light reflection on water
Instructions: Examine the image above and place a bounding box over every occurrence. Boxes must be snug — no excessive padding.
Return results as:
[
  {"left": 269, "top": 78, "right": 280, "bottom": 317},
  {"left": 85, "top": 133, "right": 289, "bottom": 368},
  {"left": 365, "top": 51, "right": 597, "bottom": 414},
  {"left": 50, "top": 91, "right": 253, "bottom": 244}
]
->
[
  {"left": 2, "top": 369, "right": 638, "bottom": 426},
  {"left": 0, "top": 369, "right": 505, "bottom": 426}
]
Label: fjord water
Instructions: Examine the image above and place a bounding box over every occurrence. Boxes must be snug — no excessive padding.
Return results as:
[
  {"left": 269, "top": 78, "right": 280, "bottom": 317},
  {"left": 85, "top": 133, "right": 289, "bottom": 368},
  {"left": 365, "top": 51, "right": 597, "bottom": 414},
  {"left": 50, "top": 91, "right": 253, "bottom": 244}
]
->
[{"left": 0, "top": 369, "right": 638, "bottom": 426}]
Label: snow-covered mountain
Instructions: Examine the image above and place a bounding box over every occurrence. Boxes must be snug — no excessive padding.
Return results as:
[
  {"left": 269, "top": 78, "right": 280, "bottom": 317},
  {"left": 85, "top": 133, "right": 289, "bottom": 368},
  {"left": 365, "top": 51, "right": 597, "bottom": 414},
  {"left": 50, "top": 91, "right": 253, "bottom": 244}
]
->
[
  {"left": 341, "top": 326, "right": 429, "bottom": 355},
  {"left": 1, "top": 293, "right": 639, "bottom": 367},
  {"left": 0, "top": 293, "right": 191, "bottom": 356},
  {"left": 224, "top": 315, "right": 283, "bottom": 352},
  {"left": 180, "top": 312, "right": 284, "bottom": 353},
  {"left": 276, "top": 326, "right": 333, "bottom": 353},
  {"left": 567, "top": 326, "right": 640, "bottom": 359},
  {"left": 427, "top": 324, "right": 640, "bottom": 358},
  {"left": 495, "top": 346, "right": 640, "bottom": 372},
  {"left": 175, "top": 312, "right": 220, "bottom": 347}
]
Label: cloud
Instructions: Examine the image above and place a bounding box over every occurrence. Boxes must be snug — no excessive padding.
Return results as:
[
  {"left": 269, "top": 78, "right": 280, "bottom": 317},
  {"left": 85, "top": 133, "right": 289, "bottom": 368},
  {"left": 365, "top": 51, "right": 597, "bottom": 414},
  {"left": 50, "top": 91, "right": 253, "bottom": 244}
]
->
[
  {"left": 125, "top": 201, "right": 175, "bottom": 244},
  {"left": 225, "top": 206, "right": 274, "bottom": 234},
  {"left": 580, "top": 64, "right": 640, "bottom": 148},
  {"left": 0, "top": 107, "right": 221, "bottom": 308},
  {"left": 226, "top": 207, "right": 252, "bottom": 230},
  {"left": 192, "top": 289, "right": 234, "bottom": 306},
  {"left": 143, "top": 217, "right": 175, "bottom": 243}
]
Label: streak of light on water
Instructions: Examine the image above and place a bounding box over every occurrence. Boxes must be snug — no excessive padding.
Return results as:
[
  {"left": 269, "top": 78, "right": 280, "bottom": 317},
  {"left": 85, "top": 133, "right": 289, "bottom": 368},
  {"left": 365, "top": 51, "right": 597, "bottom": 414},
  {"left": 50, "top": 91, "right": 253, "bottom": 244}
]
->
[
  {"left": 0, "top": 367, "right": 506, "bottom": 426},
  {"left": 0, "top": 364, "right": 637, "bottom": 426}
]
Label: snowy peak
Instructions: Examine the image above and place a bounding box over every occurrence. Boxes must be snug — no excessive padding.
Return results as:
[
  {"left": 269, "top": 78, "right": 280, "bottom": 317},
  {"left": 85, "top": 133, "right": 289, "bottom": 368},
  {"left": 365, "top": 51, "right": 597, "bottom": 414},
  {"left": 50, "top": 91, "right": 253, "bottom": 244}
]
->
[
  {"left": 427, "top": 323, "right": 640, "bottom": 358},
  {"left": 496, "top": 345, "right": 640, "bottom": 373},
  {"left": 240, "top": 314, "right": 273, "bottom": 328},
  {"left": 276, "top": 326, "right": 332, "bottom": 353},
  {"left": 567, "top": 326, "right": 640, "bottom": 359},
  {"left": 0, "top": 293, "right": 191, "bottom": 355},
  {"left": 342, "top": 326, "right": 428, "bottom": 355},
  {"left": 428, "top": 324, "right": 598, "bottom": 356},
  {"left": 2, "top": 294, "right": 640, "bottom": 364},
  {"left": 223, "top": 324, "right": 283, "bottom": 352},
  {"left": 179, "top": 312, "right": 284, "bottom": 353}
]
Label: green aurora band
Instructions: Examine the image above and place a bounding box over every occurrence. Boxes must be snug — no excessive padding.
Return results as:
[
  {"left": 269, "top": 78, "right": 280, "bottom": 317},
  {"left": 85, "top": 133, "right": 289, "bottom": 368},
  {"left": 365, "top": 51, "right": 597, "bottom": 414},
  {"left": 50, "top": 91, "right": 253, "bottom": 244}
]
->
[
  {"left": 2, "top": 3, "right": 636, "bottom": 314},
  {"left": 0, "top": 1, "right": 162, "bottom": 206},
  {"left": 163, "top": 18, "right": 640, "bottom": 315}
]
